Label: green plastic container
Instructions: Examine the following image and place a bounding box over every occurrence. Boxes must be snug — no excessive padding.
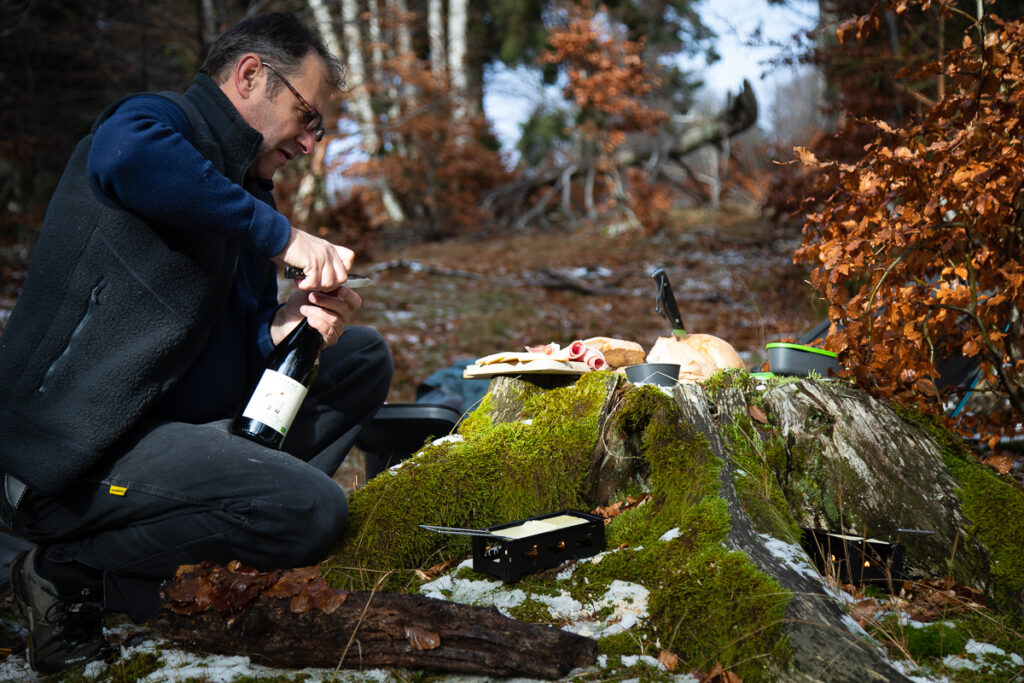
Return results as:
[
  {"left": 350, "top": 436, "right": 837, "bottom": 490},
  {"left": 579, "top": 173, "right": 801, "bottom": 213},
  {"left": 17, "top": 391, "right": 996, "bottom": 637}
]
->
[{"left": 766, "top": 342, "right": 840, "bottom": 378}]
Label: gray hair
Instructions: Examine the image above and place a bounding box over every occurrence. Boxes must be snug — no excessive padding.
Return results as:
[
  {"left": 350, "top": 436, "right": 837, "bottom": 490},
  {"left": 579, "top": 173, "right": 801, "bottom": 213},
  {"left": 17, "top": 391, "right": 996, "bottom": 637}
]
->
[{"left": 200, "top": 12, "right": 345, "bottom": 92}]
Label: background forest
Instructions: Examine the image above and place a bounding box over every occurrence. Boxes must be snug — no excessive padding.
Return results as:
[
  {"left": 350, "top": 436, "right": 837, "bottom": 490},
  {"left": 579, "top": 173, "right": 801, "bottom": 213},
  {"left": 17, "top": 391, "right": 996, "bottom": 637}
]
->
[{"left": 4, "top": 0, "right": 1024, "bottom": 456}]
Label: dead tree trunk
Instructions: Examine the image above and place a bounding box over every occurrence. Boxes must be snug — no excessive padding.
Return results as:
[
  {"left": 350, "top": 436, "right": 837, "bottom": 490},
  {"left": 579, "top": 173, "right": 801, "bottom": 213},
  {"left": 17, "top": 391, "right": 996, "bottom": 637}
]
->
[
  {"left": 481, "top": 80, "right": 758, "bottom": 229},
  {"left": 153, "top": 562, "right": 596, "bottom": 679},
  {"left": 612, "top": 79, "right": 758, "bottom": 167},
  {"left": 672, "top": 384, "right": 912, "bottom": 682}
]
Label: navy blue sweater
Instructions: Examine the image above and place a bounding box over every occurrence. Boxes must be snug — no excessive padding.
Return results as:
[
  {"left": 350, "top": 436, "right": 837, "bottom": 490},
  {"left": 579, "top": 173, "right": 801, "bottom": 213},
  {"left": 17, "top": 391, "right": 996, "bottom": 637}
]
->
[{"left": 88, "top": 95, "right": 288, "bottom": 422}]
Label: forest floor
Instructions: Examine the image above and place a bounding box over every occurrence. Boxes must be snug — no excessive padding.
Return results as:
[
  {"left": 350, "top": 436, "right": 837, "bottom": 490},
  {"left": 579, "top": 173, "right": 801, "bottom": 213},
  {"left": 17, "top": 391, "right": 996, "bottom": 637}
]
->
[{"left": 352, "top": 204, "right": 820, "bottom": 405}]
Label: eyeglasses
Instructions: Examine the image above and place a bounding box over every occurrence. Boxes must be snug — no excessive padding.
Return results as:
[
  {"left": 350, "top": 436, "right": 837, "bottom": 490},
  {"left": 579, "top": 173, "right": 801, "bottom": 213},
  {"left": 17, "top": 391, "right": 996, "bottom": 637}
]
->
[{"left": 261, "top": 61, "right": 325, "bottom": 141}]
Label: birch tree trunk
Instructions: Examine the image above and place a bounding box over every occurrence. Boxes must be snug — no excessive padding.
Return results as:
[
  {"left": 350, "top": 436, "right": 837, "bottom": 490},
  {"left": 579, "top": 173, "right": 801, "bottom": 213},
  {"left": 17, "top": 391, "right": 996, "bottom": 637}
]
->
[
  {"left": 340, "top": 0, "right": 406, "bottom": 224},
  {"left": 340, "top": 0, "right": 377, "bottom": 150},
  {"left": 306, "top": 0, "right": 343, "bottom": 60},
  {"left": 428, "top": 0, "right": 446, "bottom": 81},
  {"left": 199, "top": 0, "right": 218, "bottom": 52},
  {"left": 394, "top": 0, "right": 413, "bottom": 58},
  {"left": 368, "top": 0, "right": 385, "bottom": 86},
  {"left": 447, "top": 0, "right": 468, "bottom": 125}
]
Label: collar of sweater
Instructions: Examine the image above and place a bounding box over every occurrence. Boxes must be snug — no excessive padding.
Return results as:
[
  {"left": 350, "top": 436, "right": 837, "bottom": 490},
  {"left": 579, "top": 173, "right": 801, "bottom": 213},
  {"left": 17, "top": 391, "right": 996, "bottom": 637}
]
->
[{"left": 186, "top": 73, "right": 266, "bottom": 190}]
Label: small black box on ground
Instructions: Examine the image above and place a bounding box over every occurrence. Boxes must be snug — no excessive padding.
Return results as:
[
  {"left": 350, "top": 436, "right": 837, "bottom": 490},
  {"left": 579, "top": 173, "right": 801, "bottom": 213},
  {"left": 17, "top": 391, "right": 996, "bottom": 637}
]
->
[
  {"left": 802, "top": 528, "right": 905, "bottom": 589},
  {"left": 471, "top": 510, "right": 606, "bottom": 583},
  {"left": 357, "top": 404, "right": 462, "bottom": 480}
]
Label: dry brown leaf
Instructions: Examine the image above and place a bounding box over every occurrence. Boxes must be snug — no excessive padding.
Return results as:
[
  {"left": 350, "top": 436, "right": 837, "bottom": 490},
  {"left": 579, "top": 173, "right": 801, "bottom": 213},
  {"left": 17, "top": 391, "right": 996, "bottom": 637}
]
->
[
  {"left": 658, "top": 650, "right": 679, "bottom": 672},
  {"left": 748, "top": 404, "right": 768, "bottom": 424},
  {"left": 694, "top": 661, "right": 744, "bottom": 682},
  {"left": 418, "top": 556, "right": 463, "bottom": 581},
  {"left": 850, "top": 597, "right": 879, "bottom": 627},
  {"left": 982, "top": 453, "right": 1015, "bottom": 474},
  {"left": 316, "top": 591, "right": 348, "bottom": 614},
  {"left": 265, "top": 576, "right": 302, "bottom": 598},
  {"left": 289, "top": 593, "right": 313, "bottom": 614},
  {"left": 404, "top": 625, "right": 441, "bottom": 650},
  {"left": 591, "top": 493, "right": 651, "bottom": 522}
]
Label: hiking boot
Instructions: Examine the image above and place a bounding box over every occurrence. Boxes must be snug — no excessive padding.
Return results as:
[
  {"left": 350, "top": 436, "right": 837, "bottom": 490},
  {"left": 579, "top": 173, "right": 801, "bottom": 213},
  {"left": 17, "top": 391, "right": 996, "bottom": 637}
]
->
[{"left": 9, "top": 547, "right": 107, "bottom": 674}]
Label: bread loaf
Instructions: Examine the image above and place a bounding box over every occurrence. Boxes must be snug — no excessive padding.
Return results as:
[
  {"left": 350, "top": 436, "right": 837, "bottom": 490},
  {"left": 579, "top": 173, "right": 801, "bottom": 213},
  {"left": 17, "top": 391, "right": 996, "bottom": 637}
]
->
[
  {"left": 646, "top": 333, "right": 744, "bottom": 382},
  {"left": 582, "top": 337, "right": 646, "bottom": 369}
]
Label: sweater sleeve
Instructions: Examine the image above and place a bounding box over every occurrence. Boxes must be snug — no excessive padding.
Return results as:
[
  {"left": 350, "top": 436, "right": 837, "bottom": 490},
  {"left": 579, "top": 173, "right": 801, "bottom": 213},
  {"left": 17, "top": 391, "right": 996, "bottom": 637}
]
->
[{"left": 87, "top": 95, "right": 290, "bottom": 258}]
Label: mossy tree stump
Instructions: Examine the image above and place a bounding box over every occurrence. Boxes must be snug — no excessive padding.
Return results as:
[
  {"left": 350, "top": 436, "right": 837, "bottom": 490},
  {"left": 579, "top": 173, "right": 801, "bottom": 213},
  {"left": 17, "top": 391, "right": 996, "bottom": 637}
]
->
[
  {"left": 326, "top": 371, "right": 1023, "bottom": 680},
  {"left": 158, "top": 371, "right": 1024, "bottom": 680}
]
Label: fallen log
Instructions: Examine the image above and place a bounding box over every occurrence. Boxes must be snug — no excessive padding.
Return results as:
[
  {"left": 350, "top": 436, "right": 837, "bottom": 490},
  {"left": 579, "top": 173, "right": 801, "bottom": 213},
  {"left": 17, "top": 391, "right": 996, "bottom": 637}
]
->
[{"left": 152, "top": 562, "right": 596, "bottom": 679}]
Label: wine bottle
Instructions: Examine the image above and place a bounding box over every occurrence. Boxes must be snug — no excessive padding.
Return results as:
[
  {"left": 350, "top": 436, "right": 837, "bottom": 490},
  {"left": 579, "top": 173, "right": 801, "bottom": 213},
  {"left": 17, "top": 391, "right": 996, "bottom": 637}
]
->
[{"left": 233, "top": 319, "right": 322, "bottom": 449}]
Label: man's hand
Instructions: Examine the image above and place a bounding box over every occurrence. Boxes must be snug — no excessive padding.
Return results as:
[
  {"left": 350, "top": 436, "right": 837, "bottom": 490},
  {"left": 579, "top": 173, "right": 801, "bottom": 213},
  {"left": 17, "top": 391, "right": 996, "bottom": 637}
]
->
[
  {"left": 271, "top": 286, "right": 363, "bottom": 347},
  {"left": 272, "top": 227, "right": 355, "bottom": 292}
]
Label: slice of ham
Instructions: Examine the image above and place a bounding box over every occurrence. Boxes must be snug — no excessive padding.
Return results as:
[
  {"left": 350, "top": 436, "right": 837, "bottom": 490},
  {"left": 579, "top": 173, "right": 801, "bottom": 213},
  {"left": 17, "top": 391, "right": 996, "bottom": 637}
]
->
[
  {"left": 525, "top": 342, "right": 561, "bottom": 356},
  {"left": 567, "top": 340, "right": 607, "bottom": 371}
]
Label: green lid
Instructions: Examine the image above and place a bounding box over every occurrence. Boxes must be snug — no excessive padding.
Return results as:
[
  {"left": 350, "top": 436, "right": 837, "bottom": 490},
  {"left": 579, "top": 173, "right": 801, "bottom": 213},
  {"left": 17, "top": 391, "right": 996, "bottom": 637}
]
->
[{"left": 765, "top": 342, "right": 838, "bottom": 358}]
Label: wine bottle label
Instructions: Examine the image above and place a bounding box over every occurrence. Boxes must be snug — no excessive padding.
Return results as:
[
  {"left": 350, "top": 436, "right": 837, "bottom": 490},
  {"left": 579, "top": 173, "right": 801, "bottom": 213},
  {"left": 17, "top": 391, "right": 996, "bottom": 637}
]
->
[{"left": 241, "top": 370, "right": 309, "bottom": 436}]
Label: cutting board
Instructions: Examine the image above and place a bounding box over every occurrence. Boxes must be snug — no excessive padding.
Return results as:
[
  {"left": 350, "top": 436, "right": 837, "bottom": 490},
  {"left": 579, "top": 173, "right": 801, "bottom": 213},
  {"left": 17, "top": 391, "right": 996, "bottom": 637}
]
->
[{"left": 463, "top": 358, "right": 590, "bottom": 378}]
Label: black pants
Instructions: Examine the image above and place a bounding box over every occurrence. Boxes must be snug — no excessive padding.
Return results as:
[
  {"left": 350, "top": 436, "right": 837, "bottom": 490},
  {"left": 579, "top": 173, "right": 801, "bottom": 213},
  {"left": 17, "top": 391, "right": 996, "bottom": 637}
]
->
[{"left": 1, "top": 326, "right": 391, "bottom": 621}]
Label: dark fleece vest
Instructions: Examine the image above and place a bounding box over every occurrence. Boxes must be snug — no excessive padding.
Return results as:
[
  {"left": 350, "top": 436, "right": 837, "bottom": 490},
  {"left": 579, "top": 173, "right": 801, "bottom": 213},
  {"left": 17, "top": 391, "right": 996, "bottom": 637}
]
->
[{"left": 0, "top": 74, "right": 267, "bottom": 495}]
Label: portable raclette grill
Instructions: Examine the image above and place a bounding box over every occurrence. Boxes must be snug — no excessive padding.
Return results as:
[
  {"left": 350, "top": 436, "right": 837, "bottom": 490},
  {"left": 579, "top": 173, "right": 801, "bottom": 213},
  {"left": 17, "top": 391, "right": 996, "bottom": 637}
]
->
[{"left": 421, "top": 510, "right": 606, "bottom": 583}]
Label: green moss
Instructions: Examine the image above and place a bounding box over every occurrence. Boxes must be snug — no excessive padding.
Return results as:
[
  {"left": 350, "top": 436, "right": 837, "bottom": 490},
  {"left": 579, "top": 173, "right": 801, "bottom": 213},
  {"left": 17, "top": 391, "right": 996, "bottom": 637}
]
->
[
  {"left": 324, "top": 377, "right": 791, "bottom": 679},
  {"left": 721, "top": 416, "right": 802, "bottom": 544},
  {"left": 869, "top": 609, "right": 1024, "bottom": 682},
  {"left": 905, "top": 410, "right": 1024, "bottom": 616},
  {"left": 700, "top": 368, "right": 802, "bottom": 404},
  {"left": 324, "top": 373, "right": 614, "bottom": 590},
  {"left": 596, "top": 630, "right": 644, "bottom": 657},
  {"left": 700, "top": 367, "right": 751, "bottom": 401},
  {"left": 455, "top": 391, "right": 494, "bottom": 438},
  {"left": 504, "top": 595, "right": 553, "bottom": 623},
  {"left": 57, "top": 651, "right": 165, "bottom": 683},
  {"left": 904, "top": 621, "right": 968, "bottom": 659},
  {"left": 578, "top": 386, "right": 790, "bottom": 680}
]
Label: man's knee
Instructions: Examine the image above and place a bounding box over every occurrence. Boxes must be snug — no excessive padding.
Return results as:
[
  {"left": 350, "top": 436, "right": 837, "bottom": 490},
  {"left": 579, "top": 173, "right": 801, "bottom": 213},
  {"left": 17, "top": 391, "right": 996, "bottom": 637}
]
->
[
  {"left": 319, "top": 325, "right": 393, "bottom": 400},
  {"left": 245, "top": 473, "right": 349, "bottom": 567},
  {"left": 342, "top": 326, "right": 392, "bottom": 375}
]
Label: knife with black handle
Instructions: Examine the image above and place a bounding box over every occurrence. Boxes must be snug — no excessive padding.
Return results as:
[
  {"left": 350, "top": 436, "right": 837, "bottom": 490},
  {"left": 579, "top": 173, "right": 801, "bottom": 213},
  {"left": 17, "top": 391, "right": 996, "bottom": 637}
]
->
[
  {"left": 652, "top": 268, "right": 686, "bottom": 337},
  {"left": 284, "top": 266, "right": 373, "bottom": 288}
]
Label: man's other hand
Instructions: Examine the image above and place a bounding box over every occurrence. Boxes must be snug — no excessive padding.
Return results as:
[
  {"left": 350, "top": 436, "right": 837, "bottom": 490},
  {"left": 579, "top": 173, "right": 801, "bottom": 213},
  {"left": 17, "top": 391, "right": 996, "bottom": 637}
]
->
[{"left": 271, "top": 286, "right": 363, "bottom": 347}]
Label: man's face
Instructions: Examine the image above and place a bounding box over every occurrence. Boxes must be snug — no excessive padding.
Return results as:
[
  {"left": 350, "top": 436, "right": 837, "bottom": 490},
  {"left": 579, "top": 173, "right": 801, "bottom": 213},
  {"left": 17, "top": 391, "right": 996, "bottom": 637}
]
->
[{"left": 246, "top": 55, "right": 332, "bottom": 181}]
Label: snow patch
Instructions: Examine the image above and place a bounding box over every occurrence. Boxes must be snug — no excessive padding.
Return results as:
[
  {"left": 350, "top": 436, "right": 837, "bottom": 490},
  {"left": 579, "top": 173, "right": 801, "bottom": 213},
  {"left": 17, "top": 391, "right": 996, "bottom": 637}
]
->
[
  {"left": 561, "top": 580, "right": 649, "bottom": 639},
  {"left": 757, "top": 533, "right": 820, "bottom": 581}
]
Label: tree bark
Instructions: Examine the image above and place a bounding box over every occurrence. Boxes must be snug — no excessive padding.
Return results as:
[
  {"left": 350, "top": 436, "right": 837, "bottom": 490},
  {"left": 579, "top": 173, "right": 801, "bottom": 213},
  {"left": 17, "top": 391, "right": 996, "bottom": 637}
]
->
[
  {"left": 306, "top": 0, "right": 342, "bottom": 60},
  {"left": 498, "top": 376, "right": 1009, "bottom": 681},
  {"left": 612, "top": 80, "right": 758, "bottom": 168},
  {"left": 367, "top": 0, "right": 385, "bottom": 86},
  {"left": 152, "top": 376, "right": 1020, "bottom": 681},
  {"left": 340, "top": 0, "right": 405, "bottom": 224},
  {"left": 447, "top": 0, "right": 468, "bottom": 124},
  {"left": 672, "top": 384, "right": 912, "bottom": 682},
  {"left": 428, "top": 0, "right": 446, "bottom": 81},
  {"left": 153, "top": 563, "right": 596, "bottom": 679}
]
